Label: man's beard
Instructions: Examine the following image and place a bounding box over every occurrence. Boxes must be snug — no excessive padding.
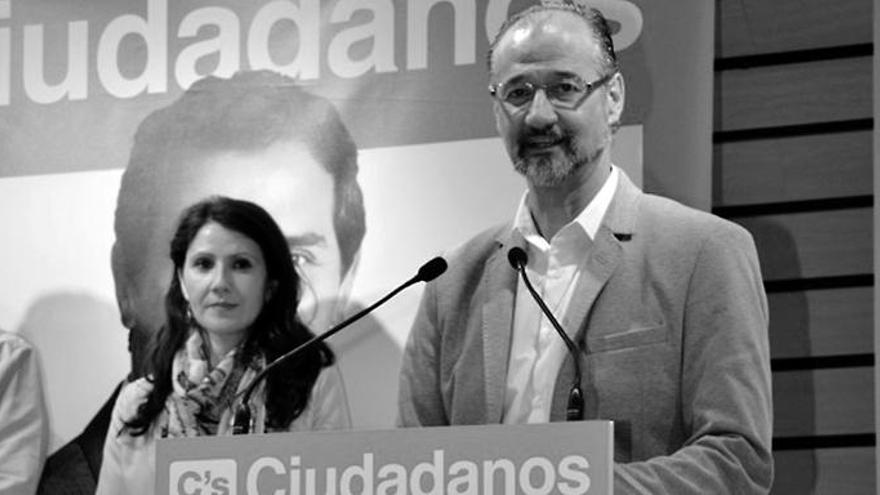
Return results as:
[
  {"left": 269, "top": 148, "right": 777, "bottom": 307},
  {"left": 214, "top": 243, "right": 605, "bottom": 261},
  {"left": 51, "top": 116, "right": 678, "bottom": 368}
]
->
[{"left": 512, "top": 132, "right": 603, "bottom": 187}]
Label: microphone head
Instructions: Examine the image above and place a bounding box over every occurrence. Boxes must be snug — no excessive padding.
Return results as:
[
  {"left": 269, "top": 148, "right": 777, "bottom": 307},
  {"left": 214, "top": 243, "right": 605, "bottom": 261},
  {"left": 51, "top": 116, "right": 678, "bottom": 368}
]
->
[
  {"left": 416, "top": 256, "right": 448, "bottom": 282},
  {"left": 507, "top": 247, "right": 528, "bottom": 269}
]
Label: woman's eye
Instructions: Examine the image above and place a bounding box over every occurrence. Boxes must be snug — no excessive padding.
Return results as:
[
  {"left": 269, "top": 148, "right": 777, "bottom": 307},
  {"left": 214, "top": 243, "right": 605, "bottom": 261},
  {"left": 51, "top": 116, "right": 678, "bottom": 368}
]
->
[
  {"left": 233, "top": 258, "right": 253, "bottom": 270},
  {"left": 192, "top": 257, "right": 213, "bottom": 270}
]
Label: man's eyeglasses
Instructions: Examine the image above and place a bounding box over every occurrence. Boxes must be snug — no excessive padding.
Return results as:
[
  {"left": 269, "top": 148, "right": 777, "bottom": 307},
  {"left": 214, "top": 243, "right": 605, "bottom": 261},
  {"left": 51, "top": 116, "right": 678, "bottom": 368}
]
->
[{"left": 488, "top": 72, "right": 616, "bottom": 111}]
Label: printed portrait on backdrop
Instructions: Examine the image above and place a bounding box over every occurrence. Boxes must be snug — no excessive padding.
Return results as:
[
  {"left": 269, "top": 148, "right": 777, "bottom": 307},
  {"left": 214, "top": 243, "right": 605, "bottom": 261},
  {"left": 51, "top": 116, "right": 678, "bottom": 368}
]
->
[
  {"left": 108, "top": 69, "right": 411, "bottom": 435},
  {"left": 37, "top": 68, "right": 421, "bottom": 491},
  {"left": 111, "top": 69, "right": 366, "bottom": 379}
]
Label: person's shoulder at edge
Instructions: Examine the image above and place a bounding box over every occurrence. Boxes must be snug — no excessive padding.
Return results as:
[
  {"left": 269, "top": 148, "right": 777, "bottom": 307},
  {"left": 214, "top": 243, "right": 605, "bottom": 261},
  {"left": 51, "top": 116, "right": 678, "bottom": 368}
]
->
[
  {"left": 0, "top": 330, "right": 49, "bottom": 494},
  {"left": 106, "top": 378, "right": 155, "bottom": 440}
]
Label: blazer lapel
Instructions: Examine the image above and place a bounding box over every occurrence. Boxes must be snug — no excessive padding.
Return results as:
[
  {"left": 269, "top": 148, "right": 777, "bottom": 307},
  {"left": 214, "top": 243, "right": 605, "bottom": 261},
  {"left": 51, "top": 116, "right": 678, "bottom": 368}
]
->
[
  {"left": 550, "top": 170, "right": 642, "bottom": 421},
  {"left": 564, "top": 228, "right": 623, "bottom": 343},
  {"left": 567, "top": 170, "right": 640, "bottom": 343},
  {"left": 480, "top": 231, "right": 521, "bottom": 423}
]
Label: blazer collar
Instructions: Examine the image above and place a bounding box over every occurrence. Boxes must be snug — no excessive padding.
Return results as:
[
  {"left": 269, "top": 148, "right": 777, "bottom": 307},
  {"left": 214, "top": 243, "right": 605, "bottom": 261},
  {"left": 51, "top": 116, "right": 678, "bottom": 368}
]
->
[{"left": 600, "top": 167, "right": 641, "bottom": 240}]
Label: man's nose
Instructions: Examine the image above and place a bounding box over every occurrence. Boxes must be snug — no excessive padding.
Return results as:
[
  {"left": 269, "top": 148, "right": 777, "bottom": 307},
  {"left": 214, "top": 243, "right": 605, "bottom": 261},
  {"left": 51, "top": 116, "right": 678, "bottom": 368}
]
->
[{"left": 523, "top": 89, "right": 559, "bottom": 128}]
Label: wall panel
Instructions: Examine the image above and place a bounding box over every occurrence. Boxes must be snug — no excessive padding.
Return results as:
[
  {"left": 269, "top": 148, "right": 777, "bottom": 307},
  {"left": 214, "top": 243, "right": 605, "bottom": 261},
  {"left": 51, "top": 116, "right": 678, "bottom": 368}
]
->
[
  {"left": 716, "top": 57, "right": 872, "bottom": 132},
  {"left": 774, "top": 367, "right": 875, "bottom": 437},
  {"left": 734, "top": 208, "right": 873, "bottom": 281},
  {"left": 718, "top": 0, "right": 872, "bottom": 57},
  {"left": 773, "top": 447, "right": 875, "bottom": 495},
  {"left": 714, "top": 131, "right": 872, "bottom": 207},
  {"left": 769, "top": 287, "right": 873, "bottom": 359}
]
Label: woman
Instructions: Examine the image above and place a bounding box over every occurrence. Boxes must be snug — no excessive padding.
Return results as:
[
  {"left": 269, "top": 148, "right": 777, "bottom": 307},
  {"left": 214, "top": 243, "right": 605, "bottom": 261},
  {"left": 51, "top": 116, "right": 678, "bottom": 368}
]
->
[{"left": 97, "top": 196, "right": 350, "bottom": 494}]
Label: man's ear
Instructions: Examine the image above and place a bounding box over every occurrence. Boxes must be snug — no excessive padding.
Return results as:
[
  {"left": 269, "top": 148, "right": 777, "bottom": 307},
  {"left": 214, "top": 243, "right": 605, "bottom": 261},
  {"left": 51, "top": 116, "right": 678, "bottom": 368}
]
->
[
  {"left": 605, "top": 71, "right": 626, "bottom": 130},
  {"left": 111, "top": 241, "right": 137, "bottom": 329},
  {"left": 492, "top": 98, "right": 506, "bottom": 132},
  {"left": 331, "top": 250, "right": 361, "bottom": 324}
]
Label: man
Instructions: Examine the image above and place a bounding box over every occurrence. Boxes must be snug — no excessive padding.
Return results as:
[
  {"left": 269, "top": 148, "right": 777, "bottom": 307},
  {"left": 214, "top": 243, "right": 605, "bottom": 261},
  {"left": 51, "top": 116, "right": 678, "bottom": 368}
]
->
[
  {"left": 0, "top": 329, "right": 49, "bottom": 494},
  {"left": 39, "top": 70, "right": 369, "bottom": 492},
  {"left": 398, "top": 3, "right": 773, "bottom": 494}
]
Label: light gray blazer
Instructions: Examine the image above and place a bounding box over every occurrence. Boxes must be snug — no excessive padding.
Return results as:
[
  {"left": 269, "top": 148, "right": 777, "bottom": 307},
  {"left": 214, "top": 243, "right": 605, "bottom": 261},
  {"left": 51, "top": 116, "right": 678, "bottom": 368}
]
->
[{"left": 398, "top": 172, "right": 773, "bottom": 494}]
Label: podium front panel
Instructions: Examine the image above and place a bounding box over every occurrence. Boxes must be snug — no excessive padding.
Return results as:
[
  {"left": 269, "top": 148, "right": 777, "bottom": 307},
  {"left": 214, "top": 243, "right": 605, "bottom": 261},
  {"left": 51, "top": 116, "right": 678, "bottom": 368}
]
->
[{"left": 157, "top": 420, "right": 613, "bottom": 495}]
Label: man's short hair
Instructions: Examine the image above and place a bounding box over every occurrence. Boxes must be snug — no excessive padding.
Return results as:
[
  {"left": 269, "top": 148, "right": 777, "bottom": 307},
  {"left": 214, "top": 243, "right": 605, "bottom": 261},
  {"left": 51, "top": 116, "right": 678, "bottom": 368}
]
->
[
  {"left": 487, "top": 1, "right": 619, "bottom": 77},
  {"left": 114, "top": 70, "right": 366, "bottom": 285}
]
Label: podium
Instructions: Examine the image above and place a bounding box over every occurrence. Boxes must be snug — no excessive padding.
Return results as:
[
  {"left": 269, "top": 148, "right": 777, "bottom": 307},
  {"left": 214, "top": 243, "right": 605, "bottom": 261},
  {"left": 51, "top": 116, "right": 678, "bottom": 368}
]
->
[{"left": 156, "top": 421, "right": 613, "bottom": 495}]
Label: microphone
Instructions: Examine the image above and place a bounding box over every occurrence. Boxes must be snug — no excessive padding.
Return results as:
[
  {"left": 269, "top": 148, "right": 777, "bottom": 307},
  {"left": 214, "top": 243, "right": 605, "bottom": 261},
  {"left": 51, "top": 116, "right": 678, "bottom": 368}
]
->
[
  {"left": 232, "top": 256, "right": 448, "bottom": 434},
  {"left": 507, "top": 247, "right": 584, "bottom": 421}
]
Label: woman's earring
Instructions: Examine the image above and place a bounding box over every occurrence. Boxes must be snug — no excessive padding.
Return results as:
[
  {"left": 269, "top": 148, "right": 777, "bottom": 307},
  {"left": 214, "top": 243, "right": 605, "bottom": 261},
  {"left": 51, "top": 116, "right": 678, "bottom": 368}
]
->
[{"left": 186, "top": 305, "right": 195, "bottom": 326}]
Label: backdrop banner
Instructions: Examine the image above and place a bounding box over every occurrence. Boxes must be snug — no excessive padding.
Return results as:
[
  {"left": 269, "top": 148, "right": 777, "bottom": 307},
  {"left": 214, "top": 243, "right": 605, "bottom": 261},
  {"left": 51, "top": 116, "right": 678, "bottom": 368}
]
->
[{"left": 0, "top": 0, "right": 713, "bottom": 450}]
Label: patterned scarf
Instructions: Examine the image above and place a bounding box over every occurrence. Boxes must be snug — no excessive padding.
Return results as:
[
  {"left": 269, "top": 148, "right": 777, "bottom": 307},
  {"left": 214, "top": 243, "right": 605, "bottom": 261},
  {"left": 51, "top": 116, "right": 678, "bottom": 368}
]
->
[{"left": 158, "top": 330, "right": 260, "bottom": 437}]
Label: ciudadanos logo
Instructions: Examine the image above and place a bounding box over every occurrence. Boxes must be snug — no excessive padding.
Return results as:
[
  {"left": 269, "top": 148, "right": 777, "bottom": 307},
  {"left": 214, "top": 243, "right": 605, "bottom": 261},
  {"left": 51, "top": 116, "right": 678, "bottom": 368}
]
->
[
  {"left": 168, "top": 451, "right": 593, "bottom": 495},
  {"left": 170, "top": 459, "right": 236, "bottom": 495}
]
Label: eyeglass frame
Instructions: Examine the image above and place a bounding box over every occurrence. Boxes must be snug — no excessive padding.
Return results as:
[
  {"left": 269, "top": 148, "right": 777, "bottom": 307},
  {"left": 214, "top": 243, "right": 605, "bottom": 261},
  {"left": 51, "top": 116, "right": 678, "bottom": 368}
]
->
[{"left": 488, "top": 71, "right": 617, "bottom": 113}]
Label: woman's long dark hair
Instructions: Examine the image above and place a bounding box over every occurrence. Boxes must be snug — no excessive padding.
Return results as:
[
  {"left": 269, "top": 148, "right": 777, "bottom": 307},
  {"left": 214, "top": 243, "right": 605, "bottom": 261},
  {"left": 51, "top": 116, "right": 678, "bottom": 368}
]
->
[{"left": 125, "top": 196, "right": 334, "bottom": 435}]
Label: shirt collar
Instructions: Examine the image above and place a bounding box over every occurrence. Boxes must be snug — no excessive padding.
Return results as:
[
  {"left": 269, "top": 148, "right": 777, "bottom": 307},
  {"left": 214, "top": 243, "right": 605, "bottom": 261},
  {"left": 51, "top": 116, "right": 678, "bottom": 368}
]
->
[{"left": 513, "top": 165, "right": 619, "bottom": 244}]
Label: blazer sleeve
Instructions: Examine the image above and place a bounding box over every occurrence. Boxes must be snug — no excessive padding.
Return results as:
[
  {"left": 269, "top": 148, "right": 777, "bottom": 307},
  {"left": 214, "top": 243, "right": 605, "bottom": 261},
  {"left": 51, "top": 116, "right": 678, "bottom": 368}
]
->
[
  {"left": 615, "top": 222, "right": 774, "bottom": 494},
  {"left": 397, "top": 280, "right": 449, "bottom": 427}
]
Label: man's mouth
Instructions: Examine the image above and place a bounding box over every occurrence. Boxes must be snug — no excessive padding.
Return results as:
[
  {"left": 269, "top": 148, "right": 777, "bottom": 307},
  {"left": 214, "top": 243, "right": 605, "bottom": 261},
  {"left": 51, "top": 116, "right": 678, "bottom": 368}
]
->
[{"left": 522, "top": 134, "right": 565, "bottom": 150}]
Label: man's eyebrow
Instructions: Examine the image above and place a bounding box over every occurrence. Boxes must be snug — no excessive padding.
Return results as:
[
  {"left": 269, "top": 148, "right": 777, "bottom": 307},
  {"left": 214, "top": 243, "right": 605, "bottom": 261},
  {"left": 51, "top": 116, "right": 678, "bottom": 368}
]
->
[
  {"left": 286, "top": 233, "right": 327, "bottom": 247},
  {"left": 501, "top": 69, "right": 579, "bottom": 84}
]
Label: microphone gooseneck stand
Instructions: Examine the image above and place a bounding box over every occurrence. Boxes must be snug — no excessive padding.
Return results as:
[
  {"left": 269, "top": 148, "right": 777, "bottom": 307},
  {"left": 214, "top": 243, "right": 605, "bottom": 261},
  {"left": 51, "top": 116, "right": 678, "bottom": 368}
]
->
[
  {"left": 508, "top": 247, "right": 584, "bottom": 421},
  {"left": 232, "top": 256, "right": 448, "bottom": 434}
]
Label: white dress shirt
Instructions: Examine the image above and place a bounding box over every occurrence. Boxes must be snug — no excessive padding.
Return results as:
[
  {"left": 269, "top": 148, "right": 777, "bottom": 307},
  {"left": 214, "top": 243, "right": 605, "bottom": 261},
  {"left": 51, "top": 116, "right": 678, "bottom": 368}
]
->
[{"left": 503, "top": 166, "right": 619, "bottom": 424}]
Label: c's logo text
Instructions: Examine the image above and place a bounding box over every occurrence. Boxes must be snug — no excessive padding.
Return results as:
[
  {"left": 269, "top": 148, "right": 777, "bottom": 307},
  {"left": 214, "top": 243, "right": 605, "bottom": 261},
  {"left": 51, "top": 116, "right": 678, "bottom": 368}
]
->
[{"left": 169, "top": 459, "right": 236, "bottom": 495}]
